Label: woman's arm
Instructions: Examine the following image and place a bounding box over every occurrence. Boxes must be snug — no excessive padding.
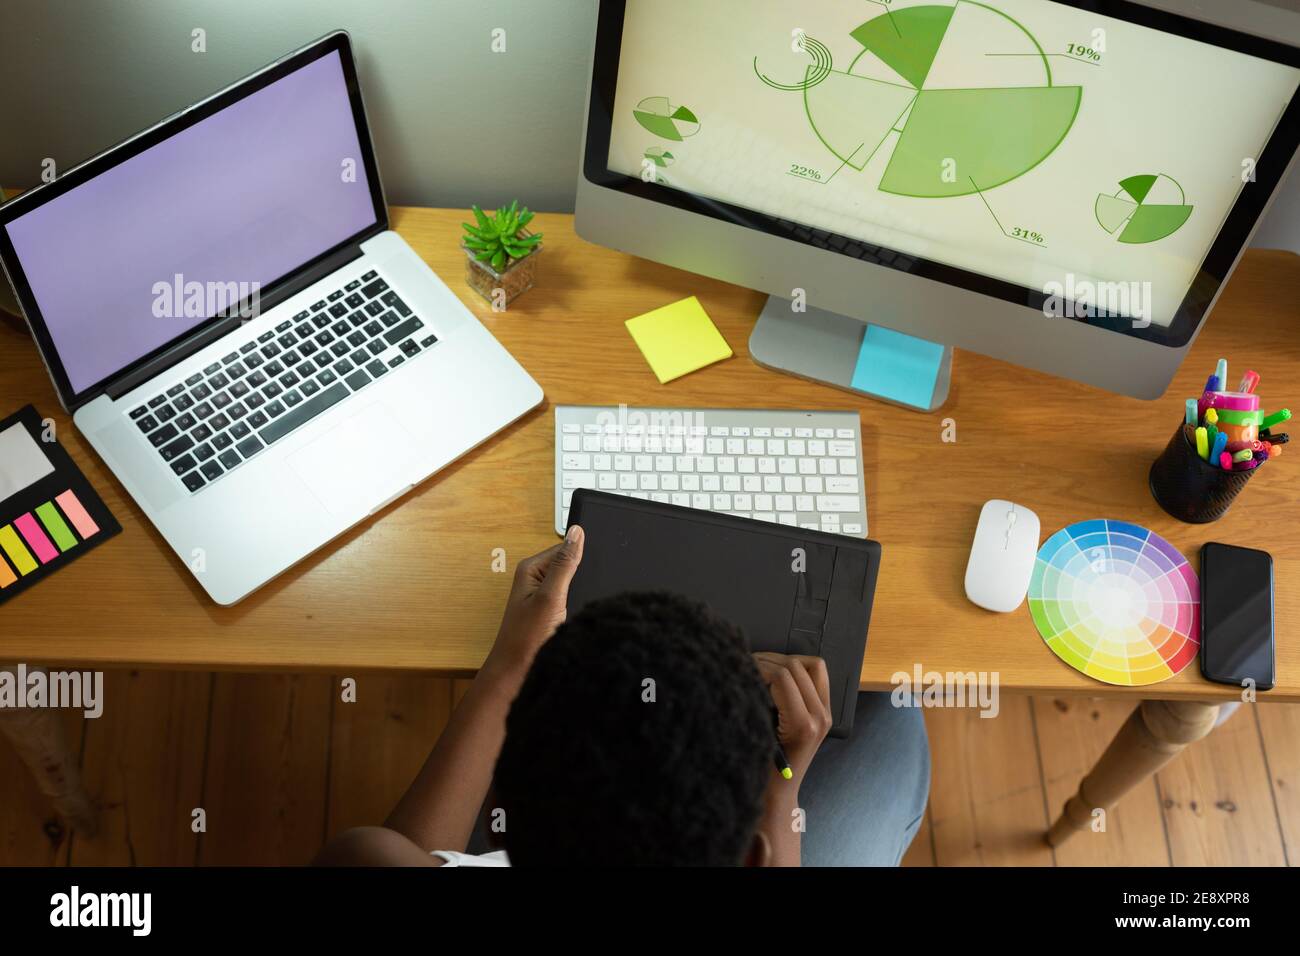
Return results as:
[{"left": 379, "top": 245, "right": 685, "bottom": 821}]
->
[{"left": 383, "top": 527, "right": 585, "bottom": 852}]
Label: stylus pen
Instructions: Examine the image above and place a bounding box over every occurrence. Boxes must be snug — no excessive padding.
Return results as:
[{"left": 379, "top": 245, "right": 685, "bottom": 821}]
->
[
  {"left": 774, "top": 741, "right": 793, "bottom": 781},
  {"left": 771, "top": 707, "right": 793, "bottom": 780}
]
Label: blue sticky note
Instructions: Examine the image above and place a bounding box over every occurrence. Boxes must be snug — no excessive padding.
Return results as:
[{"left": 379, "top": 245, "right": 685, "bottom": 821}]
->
[{"left": 850, "top": 325, "right": 943, "bottom": 409}]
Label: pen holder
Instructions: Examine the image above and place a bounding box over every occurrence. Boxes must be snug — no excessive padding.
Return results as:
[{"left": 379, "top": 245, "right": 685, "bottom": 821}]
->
[{"left": 1149, "top": 423, "right": 1254, "bottom": 523}]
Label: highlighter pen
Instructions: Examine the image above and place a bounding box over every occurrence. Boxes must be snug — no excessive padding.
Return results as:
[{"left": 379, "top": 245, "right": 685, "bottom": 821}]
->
[
  {"left": 1239, "top": 370, "right": 1260, "bottom": 394},
  {"left": 1205, "top": 407, "right": 1219, "bottom": 426},
  {"left": 1195, "top": 427, "right": 1209, "bottom": 460},
  {"left": 1262, "top": 409, "right": 1292, "bottom": 430},
  {"left": 1232, "top": 449, "right": 1253, "bottom": 463},
  {"left": 1219, "top": 451, "right": 1233, "bottom": 470}
]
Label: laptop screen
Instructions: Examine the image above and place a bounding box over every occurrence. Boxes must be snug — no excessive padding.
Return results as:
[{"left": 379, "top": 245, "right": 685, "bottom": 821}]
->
[{"left": 2, "top": 45, "right": 378, "bottom": 397}]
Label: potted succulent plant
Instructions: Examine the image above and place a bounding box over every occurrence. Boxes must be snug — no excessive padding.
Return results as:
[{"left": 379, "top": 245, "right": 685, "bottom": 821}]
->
[{"left": 461, "top": 201, "right": 543, "bottom": 307}]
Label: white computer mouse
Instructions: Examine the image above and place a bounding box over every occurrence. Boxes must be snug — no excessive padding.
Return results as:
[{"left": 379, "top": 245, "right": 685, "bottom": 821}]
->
[{"left": 965, "top": 500, "right": 1041, "bottom": 613}]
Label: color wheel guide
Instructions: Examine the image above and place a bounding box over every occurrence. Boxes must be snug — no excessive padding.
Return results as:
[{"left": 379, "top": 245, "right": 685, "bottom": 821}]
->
[
  {"left": 0, "top": 405, "right": 121, "bottom": 607},
  {"left": 1029, "top": 520, "right": 1199, "bottom": 687}
]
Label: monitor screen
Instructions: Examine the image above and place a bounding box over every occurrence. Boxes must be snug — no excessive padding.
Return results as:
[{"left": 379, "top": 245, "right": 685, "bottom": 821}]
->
[
  {"left": 605, "top": 0, "right": 1300, "bottom": 330},
  {"left": 2, "top": 46, "right": 378, "bottom": 396}
]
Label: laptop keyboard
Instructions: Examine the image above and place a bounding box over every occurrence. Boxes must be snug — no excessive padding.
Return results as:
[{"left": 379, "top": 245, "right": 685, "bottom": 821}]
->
[{"left": 127, "top": 270, "right": 438, "bottom": 494}]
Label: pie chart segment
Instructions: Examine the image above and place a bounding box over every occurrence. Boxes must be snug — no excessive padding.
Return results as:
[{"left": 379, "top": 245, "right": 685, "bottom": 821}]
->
[
  {"left": 849, "top": 4, "right": 955, "bottom": 90},
  {"left": 1095, "top": 192, "right": 1137, "bottom": 233},
  {"left": 1120, "top": 204, "right": 1194, "bottom": 244},
  {"left": 1028, "top": 521, "right": 1200, "bottom": 687},
  {"left": 803, "top": 70, "right": 917, "bottom": 170},
  {"left": 920, "top": 0, "right": 1054, "bottom": 90},
  {"left": 879, "top": 85, "right": 1081, "bottom": 197}
]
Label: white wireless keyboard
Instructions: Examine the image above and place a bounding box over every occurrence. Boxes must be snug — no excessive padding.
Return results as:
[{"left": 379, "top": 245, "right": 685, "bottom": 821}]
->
[{"left": 554, "top": 405, "right": 868, "bottom": 537}]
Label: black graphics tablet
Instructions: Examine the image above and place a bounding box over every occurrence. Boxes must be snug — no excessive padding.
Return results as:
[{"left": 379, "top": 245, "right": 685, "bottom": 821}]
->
[{"left": 565, "top": 489, "right": 882, "bottom": 737}]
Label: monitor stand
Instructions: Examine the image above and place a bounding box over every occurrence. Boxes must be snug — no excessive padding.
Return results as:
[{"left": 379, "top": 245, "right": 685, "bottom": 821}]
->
[{"left": 748, "top": 296, "right": 953, "bottom": 412}]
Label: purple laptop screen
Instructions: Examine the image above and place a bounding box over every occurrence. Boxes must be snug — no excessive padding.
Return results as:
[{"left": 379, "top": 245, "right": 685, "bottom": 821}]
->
[{"left": 4, "top": 49, "right": 377, "bottom": 395}]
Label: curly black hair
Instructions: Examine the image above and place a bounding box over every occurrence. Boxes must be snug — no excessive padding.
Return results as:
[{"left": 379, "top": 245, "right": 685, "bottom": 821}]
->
[{"left": 492, "top": 591, "right": 775, "bottom": 866}]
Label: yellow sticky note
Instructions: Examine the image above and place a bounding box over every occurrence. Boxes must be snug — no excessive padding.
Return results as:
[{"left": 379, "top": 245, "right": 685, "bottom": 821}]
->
[{"left": 624, "top": 296, "right": 733, "bottom": 384}]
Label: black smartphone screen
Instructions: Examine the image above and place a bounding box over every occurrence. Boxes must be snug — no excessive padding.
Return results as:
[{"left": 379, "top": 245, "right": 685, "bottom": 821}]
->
[{"left": 1200, "top": 543, "right": 1275, "bottom": 691}]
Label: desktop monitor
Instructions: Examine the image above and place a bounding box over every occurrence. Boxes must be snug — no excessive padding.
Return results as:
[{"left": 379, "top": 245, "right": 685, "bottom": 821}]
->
[{"left": 576, "top": 0, "right": 1300, "bottom": 407}]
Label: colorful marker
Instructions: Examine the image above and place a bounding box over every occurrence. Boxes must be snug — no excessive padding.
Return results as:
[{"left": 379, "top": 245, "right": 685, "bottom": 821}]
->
[
  {"left": 1262, "top": 408, "right": 1292, "bottom": 430},
  {"left": 1215, "top": 359, "right": 1228, "bottom": 390},
  {"left": 1269, "top": 443, "right": 1283, "bottom": 459},
  {"left": 1185, "top": 398, "right": 1198, "bottom": 426},
  {"left": 1195, "top": 427, "right": 1209, "bottom": 460},
  {"left": 1261, "top": 430, "right": 1289, "bottom": 445},
  {"left": 1239, "top": 370, "right": 1260, "bottom": 394},
  {"left": 1219, "top": 451, "right": 1233, "bottom": 470},
  {"left": 1204, "top": 407, "right": 1218, "bottom": 425},
  {"left": 1210, "top": 431, "right": 1228, "bottom": 464},
  {"left": 1232, "top": 449, "right": 1253, "bottom": 463}
]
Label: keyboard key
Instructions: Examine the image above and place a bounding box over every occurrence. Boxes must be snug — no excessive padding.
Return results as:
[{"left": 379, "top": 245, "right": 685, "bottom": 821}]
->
[
  {"left": 258, "top": 383, "right": 349, "bottom": 445},
  {"left": 213, "top": 432, "right": 233, "bottom": 451},
  {"left": 349, "top": 349, "right": 368, "bottom": 366},
  {"left": 278, "top": 332, "right": 297, "bottom": 349},
  {"left": 166, "top": 383, "right": 185, "bottom": 398},
  {"left": 155, "top": 404, "right": 176, "bottom": 422},
  {"left": 219, "top": 449, "right": 241, "bottom": 469},
  {"left": 345, "top": 279, "right": 362, "bottom": 292},
  {"left": 331, "top": 341, "right": 350, "bottom": 358},
  {"left": 192, "top": 423, "right": 213, "bottom": 443},
  {"left": 181, "top": 470, "right": 206, "bottom": 492},
  {"left": 816, "top": 495, "right": 861, "bottom": 512},
  {"left": 266, "top": 401, "right": 286, "bottom": 418},
  {"left": 161, "top": 434, "right": 195, "bottom": 461},
  {"left": 347, "top": 330, "right": 366, "bottom": 348},
  {"left": 283, "top": 350, "right": 302, "bottom": 367},
  {"left": 230, "top": 421, "right": 251, "bottom": 440},
  {"left": 361, "top": 278, "right": 388, "bottom": 298},
  {"left": 240, "top": 341, "right": 258, "bottom": 354},
  {"left": 381, "top": 291, "right": 411, "bottom": 316},
  {"left": 191, "top": 383, "right": 212, "bottom": 400},
  {"left": 346, "top": 293, "right": 364, "bottom": 309},
  {"left": 334, "top": 359, "right": 354, "bottom": 376},
  {"left": 246, "top": 393, "right": 266, "bottom": 410},
  {"left": 281, "top": 371, "right": 300, "bottom": 389},
  {"left": 194, "top": 442, "right": 215, "bottom": 462},
  {"left": 365, "top": 359, "right": 388, "bottom": 378},
  {"left": 420, "top": 335, "right": 437, "bottom": 348},
  {"left": 176, "top": 413, "right": 197, "bottom": 431},
  {"left": 248, "top": 411, "right": 269, "bottom": 429},
  {"left": 174, "top": 393, "right": 194, "bottom": 412},
  {"left": 379, "top": 309, "right": 400, "bottom": 328},
  {"left": 130, "top": 406, "right": 149, "bottom": 419},
  {"left": 211, "top": 393, "right": 232, "bottom": 411},
  {"left": 384, "top": 317, "right": 425, "bottom": 346},
  {"left": 209, "top": 372, "right": 229, "bottom": 389},
  {"left": 264, "top": 382, "right": 283, "bottom": 399},
  {"left": 228, "top": 363, "right": 247, "bottom": 379},
  {"left": 319, "top": 368, "right": 338, "bottom": 386},
  {"left": 230, "top": 381, "right": 251, "bottom": 398},
  {"left": 345, "top": 369, "right": 371, "bottom": 390},
  {"left": 361, "top": 270, "right": 377, "bottom": 281},
  {"left": 261, "top": 343, "right": 281, "bottom": 359},
  {"left": 265, "top": 360, "right": 285, "bottom": 377},
  {"left": 202, "top": 363, "right": 221, "bottom": 376},
  {"left": 275, "top": 320, "right": 292, "bottom": 334},
  {"left": 257, "top": 330, "right": 275, "bottom": 343},
  {"left": 221, "top": 352, "right": 239, "bottom": 365},
  {"left": 302, "top": 379, "right": 321, "bottom": 397},
  {"left": 200, "top": 460, "right": 224, "bottom": 481},
  {"left": 136, "top": 415, "right": 159, "bottom": 433},
  {"left": 228, "top": 403, "right": 247, "bottom": 420},
  {"left": 329, "top": 302, "right": 348, "bottom": 318},
  {"left": 364, "top": 301, "right": 384, "bottom": 317},
  {"left": 310, "top": 300, "right": 328, "bottom": 312},
  {"left": 170, "top": 453, "right": 197, "bottom": 476},
  {"left": 284, "top": 390, "right": 303, "bottom": 408},
  {"left": 185, "top": 372, "right": 204, "bottom": 386},
  {"left": 366, "top": 340, "right": 385, "bottom": 356},
  {"left": 148, "top": 423, "right": 178, "bottom": 447},
  {"left": 236, "top": 435, "right": 265, "bottom": 459},
  {"left": 388, "top": 355, "right": 405, "bottom": 369}
]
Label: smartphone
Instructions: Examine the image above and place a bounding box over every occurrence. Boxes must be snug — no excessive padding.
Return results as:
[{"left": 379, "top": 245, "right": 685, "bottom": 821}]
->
[{"left": 1200, "top": 543, "right": 1275, "bottom": 691}]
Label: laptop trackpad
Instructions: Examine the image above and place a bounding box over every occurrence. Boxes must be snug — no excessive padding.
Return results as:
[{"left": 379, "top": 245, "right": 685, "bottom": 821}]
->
[{"left": 286, "top": 403, "right": 418, "bottom": 518}]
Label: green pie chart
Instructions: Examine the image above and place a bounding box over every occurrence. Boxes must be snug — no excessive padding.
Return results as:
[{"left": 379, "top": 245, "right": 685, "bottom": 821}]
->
[
  {"left": 762, "top": 1, "right": 1082, "bottom": 198},
  {"left": 1095, "top": 174, "right": 1193, "bottom": 244},
  {"left": 633, "top": 96, "right": 700, "bottom": 142}
]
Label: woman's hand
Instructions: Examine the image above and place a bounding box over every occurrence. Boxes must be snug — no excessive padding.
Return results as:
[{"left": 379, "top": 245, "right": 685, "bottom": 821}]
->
[{"left": 482, "top": 526, "right": 585, "bottom": 685}]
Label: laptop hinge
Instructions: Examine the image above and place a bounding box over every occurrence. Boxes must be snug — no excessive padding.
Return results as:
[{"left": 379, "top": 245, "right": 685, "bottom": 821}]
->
[{"left": 105, "top": 241, "right": 368, "bottom": 402}]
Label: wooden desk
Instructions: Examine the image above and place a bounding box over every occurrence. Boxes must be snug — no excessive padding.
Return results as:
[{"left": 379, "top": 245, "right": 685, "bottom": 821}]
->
[{"left": 1, "top": 207, "right": 1298, "bottom": 839}]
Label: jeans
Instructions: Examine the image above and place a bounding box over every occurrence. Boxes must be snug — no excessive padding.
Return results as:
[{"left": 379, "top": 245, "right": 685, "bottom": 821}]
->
[{"left": 798, "top": 691, "right": 931, "bottom": 866}]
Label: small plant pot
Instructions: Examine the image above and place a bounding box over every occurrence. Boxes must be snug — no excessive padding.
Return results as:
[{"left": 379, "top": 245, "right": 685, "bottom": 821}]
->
[
  {"left": 462, "top": 234, "right": 541, "bottom": 308},
  {"left": 1149, "top": 422, "right": 1256, "bottom": 523}
]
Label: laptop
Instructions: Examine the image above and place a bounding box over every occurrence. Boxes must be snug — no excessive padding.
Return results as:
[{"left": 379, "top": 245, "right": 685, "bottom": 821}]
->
[{"left": 0, "top": 33, "right": 543, "bottom": 605}]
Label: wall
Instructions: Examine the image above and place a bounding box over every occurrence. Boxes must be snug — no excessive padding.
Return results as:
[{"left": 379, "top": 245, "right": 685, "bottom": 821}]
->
[{"left": 0, "top": 0, "right": 598, "bottom": 212}]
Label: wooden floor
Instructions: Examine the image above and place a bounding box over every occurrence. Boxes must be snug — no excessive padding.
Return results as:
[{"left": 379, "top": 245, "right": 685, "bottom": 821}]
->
[{"left": 1, "top": 670, "right": 1295, "bottom": 866}]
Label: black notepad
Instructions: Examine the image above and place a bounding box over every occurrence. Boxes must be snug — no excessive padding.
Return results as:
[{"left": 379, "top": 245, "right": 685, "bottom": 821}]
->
[{"left": 565, "top": 489, "right": 882, "bottom": 737}]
